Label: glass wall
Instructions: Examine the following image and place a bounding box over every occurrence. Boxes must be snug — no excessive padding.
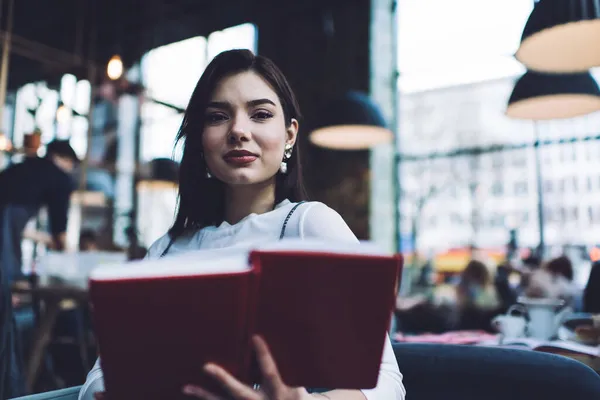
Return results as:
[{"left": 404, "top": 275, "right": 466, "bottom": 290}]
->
[{"left": 397, "top": 0, "right": 600, "bottom": 261}]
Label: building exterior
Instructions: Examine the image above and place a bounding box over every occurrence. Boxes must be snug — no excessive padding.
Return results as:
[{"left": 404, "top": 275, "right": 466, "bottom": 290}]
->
[{"left": 399, "top": 75, "right": 600, "bottom": 254}]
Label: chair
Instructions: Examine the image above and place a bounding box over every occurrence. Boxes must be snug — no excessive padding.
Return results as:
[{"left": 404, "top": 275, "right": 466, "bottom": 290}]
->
[
  {"left": 13, "top": 343, "right": 600, "bottom": 400},
  {"left": 393, "top": 342, "right": 600, "bottom": 400},
  {"left": 9, "top": 385, "right": 81, "bottom": 400}
]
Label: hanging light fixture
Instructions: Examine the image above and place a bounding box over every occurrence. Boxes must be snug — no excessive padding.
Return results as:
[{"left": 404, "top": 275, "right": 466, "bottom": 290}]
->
[
  {"left": 107, "top": 54, "right": 124, "bottom": 80},
  {"left": 506, "top": 71, "right": 600, "bottom": 120},
  {"left": 0, "top": 132, "right": 12, "bottom": 152},
  {"left": 515, "top": 0, "right": 600, "bottom": 73},
  {"left": 56, "top": 103, "right": 72, "bottom": 125},
  {"left": 309, "top": 92, "right": 393, "bottom": 150}
]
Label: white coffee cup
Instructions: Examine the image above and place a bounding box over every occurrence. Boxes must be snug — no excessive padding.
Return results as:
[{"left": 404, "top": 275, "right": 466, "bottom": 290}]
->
[{"left": 492, "top": 305, "right": 527, "bottom": 339}]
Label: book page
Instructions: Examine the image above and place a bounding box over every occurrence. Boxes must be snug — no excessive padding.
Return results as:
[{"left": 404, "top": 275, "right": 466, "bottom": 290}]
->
[
  {"left": 502, "top": 338, "right": 600, "bottom": 357},
  {"left": 257, "top": 238, "right": 390, "bottom": 256},
  {"left": 91, "top": 239, "right": 391, "bottom": 281},
  {"left": 90, "top": 247, "right": 250, "bottom": 281}
]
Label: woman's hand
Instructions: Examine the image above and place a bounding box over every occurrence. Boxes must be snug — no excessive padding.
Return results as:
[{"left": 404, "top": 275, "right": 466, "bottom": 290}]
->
[{"left": 182, "top": 336, "right": 314, "bottom": 400}]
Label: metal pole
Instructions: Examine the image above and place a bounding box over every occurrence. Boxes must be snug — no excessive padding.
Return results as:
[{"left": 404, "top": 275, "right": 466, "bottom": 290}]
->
[
  {"left": 391, "top": 0, "right": 401, "bottom": 254},
  {"left": 0, "top": 0, "right": 14, "bottom": 129},
  {"left": 80, "top": 0, "right": 96, "bottom": 193},
  {"left": 533, "top": 121, "right": 545, "bottom": 259}
]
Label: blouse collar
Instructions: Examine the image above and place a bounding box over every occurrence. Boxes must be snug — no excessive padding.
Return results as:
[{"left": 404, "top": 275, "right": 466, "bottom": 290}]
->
[{"left": 216, "top": 199, "right": 291, "bottom": 229}]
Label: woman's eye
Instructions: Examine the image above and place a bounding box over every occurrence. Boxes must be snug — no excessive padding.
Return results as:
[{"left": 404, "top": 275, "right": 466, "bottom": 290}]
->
[
  {"left": 205, "top": 113, "right": 228, "bottom": 123},
  {"left": 252, "top": 111, "right": 273, "bottom": 120}
]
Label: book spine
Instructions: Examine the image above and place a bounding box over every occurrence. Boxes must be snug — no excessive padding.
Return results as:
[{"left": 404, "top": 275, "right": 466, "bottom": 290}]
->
[{"left": 242, "top": 251, "right": 263, "bottom": 385}]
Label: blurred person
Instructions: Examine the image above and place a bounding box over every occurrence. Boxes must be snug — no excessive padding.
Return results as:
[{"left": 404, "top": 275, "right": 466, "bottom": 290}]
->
[
  {"left": 0, "top": 139, "right": 78, "bottom": 284},
  {"left": 525, "top": 255, "right": 579, "bottom": 306},
  {"left": 82, "top": 50, "right": 405, "bottom": 400},
  {"left": 0, "top": 140, "right": 77, "bottom": 397},
  {"left": 493, "top": 252, "right": 542, "bottom": 311},
  {"left": 448, "top": 259, "right": 501, "bottom": 331},
  {"left": 79, "top": 229, "right": 99, "bottom": 252},
  {"left": 456, "top": 260, "right": 500, "bottom": 311},
  {"left": 517, "top": 253, "right": 541, "bottom": 291},
  {"left": 546, "top": 255, "right": 574, "bottom": 282},
  {"left": 494, "top": 262, "right": 518, "bottom": 312},
  {"left": 396, "top": 259, "right": 501, "bottom": 333}
]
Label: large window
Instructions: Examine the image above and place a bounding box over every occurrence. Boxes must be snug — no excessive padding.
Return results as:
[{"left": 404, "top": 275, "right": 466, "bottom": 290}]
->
[
  {"left": 11, "top": 75, "right": 91, "bottom": 158},
  {"left": 397, "top": 1, "right": 600, "bottom": 252},
  {"left": 397, "top": 1, "right": 595, "bottom": 252},
  {"left": 398, "top": 0, "right": 532, "bottom": 93}
]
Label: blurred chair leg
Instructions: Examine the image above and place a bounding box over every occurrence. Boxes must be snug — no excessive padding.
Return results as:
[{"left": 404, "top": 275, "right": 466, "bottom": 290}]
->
[
  {"left": 26, "top": 300, "right": 60, "bottom": 393},
  {"left": 73, "top": 306, "right": 90, "bottom": 372}
]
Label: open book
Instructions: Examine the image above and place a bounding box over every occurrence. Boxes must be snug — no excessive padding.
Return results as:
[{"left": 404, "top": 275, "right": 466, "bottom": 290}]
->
[
  {"left": 89, "top": 239, "right": 402, "bottom": 400},
  {"left": 497, "top": 337, "right": 599, "bottom": 357}
]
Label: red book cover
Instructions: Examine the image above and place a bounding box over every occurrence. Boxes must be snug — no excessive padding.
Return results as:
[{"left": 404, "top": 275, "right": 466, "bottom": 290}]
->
[
  {"left": 251, "top": 249, "right": 401, "bottom": 390},
  {"left": 90, "top": 252, "right": 257, "bottom": 399},
  {"left": 89, "top": 240, "right": 402, "bottom": 399}
]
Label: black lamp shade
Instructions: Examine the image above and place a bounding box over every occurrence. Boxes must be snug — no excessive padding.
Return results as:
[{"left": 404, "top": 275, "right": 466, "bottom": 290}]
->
[
  {"left": 516, "top": 0, "right": 600, "bottom": 73},
  {"left": 309, "top": 92, "right": 393, "bottom": 150},
  {"left": 506, "top": 71, "right": 600, "bottom": 120}
]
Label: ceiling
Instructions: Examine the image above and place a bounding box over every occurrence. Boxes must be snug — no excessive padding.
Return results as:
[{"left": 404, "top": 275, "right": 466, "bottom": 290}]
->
[{"left": 5, "top": 0, "right": 258, "bottom": 89}]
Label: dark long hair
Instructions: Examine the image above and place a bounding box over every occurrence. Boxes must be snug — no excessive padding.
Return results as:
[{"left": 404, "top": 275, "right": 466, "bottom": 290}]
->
[{"left": 169, "top": 49, "right": 306, "bottom": 238}]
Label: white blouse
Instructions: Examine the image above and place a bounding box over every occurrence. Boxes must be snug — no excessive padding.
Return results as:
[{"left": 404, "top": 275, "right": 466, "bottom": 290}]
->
[{"left": 79, "top": 200, "right": 406, "bottom": 400}]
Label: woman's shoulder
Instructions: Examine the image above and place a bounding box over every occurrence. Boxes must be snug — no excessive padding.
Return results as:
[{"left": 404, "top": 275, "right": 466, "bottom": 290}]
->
[
  {"left": 146, "top": 231, "right": 199, "bottom": 259},
  {"left": 145, "top": 234, "right": 172, "bottom": 259},
  {"left": 284, "top": 201, "right": 340, "bottom": 226},
  {"left": 291, "top": 201, "right": 358, "bottom": 243},
  {"left": 294, "top": 200, "right": 339, "bottom": 219}
]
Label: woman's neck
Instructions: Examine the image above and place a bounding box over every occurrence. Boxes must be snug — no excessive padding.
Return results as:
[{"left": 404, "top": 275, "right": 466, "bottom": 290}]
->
[{"left": 224, "top": 180, "right": 276, "bottom": 225}]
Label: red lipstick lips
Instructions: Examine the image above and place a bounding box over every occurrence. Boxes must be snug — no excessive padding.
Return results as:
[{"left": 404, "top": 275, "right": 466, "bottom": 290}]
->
[{"left": 223, "top": 149, "right": 258, "bottom": 165}]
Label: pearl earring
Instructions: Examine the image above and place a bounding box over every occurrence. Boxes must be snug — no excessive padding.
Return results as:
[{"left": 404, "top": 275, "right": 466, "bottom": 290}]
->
[
  {"left": 280, "top": 143, "right": 293, "bottom": 174},
  {"left": 202, "top": 152, "right": 212, "bottom": 178}
]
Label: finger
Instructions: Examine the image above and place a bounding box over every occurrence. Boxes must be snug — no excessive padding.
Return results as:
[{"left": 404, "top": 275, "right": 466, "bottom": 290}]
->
[
  {"left": 93, "top": 393, "right": 106, "bottom": 400},
  {"left": 252, "top": 336, "right": 285, "bottom": 395},
  {"left": 182, "top": 384, "right": 221, "bottom": 399},
  {"left": 203, "top": 363, "right": 259, "bottom": 400}
]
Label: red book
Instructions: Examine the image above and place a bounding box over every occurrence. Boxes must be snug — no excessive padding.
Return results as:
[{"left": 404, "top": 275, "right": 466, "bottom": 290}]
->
[{"left": 89, "top": 239, "right": 402, "bottom": 400}]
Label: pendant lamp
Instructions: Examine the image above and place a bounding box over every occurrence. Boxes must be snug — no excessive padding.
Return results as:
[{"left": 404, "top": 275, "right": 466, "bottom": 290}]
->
[
  {"left": 506, "top": 71, "right": 600, "bottom": 120},
  {"left": 516, "top": 0, "right": 600, "bottom": 73},
  {"left": 309, "top": 92, "right": 393, "bottom": 150}
]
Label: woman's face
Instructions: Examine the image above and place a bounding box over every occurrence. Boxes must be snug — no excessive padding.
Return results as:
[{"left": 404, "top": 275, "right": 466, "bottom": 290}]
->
[{"left": 202, "top": 71, "right": 298, "bottom": 186}]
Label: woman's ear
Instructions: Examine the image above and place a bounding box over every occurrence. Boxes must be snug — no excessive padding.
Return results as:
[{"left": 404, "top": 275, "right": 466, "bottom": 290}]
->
[{"left": 286, "top": 118, "right": 299, "bottom": 146}]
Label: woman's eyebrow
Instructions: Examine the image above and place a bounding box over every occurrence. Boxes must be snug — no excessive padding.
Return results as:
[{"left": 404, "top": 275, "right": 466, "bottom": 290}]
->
[
  {"left": 206, "top": 99, "right": 276, "bottom": 109},
  {"left": 247, "top": 98, "right": 276, "bottom": 107}
]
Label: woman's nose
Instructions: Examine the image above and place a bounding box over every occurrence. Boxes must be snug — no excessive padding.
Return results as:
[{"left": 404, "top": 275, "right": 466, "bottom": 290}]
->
[{"left": 228, "top": 115, "right": 251, "bottom": 142}]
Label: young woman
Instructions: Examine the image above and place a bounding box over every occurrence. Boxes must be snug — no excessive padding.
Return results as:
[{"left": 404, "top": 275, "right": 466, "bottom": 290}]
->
[{"left": 80, "top": 49, "right": 405, "bottom": 400}]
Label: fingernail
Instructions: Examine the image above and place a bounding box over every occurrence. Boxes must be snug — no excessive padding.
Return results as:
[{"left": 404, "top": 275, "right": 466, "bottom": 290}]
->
[{"left": 203, "top": 363, "right": 216, "bottom": 373}]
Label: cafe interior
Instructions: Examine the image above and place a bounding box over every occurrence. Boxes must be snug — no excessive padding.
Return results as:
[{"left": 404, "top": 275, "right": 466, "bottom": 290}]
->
[{"left": 2, "top": 0, "right": 600, "bottom": 399}]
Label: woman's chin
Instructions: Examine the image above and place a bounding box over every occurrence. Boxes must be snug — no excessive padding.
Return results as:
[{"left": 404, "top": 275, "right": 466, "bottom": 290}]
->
[{"left": 220, "top": 171, "right": 266, "bottom": 186}]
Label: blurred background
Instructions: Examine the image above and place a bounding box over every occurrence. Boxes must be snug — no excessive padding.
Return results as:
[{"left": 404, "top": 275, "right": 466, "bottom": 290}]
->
[
  {"left": 5, "top": 0, "right": 598, "bottom": 284},
  {"left": 3, "top": 0, "right": 600, "bottom": 395}
]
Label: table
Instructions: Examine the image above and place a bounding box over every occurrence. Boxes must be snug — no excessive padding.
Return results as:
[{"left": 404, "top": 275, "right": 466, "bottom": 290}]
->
[
  {"left": 11, "top": 251, "right": 126, "bottom": 392},
  {"left": 12, "top": 280, "right": 89, "bottom": 392}
]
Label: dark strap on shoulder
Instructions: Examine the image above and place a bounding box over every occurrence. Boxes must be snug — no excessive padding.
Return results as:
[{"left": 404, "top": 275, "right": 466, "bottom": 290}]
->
[
  {"left": 160, "top": 237, "right": 175, "bottom": 258},
  {"left": 279, "top": 201, "right": 305, "bottom": 240}
]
